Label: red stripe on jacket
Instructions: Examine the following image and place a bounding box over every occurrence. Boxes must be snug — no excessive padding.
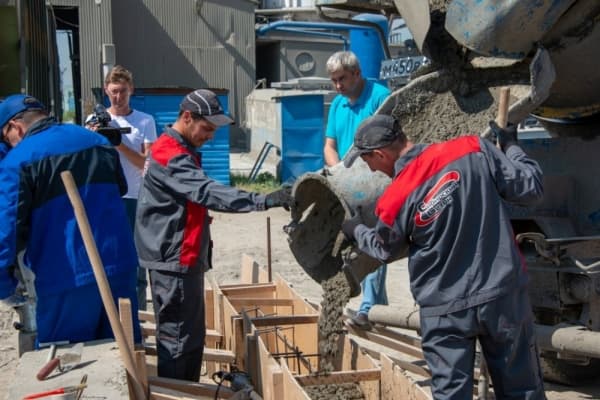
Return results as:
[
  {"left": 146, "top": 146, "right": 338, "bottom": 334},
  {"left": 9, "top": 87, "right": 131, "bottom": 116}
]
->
[
  {"left": 376, "top": 136, "right": 481, "bottom": 226},
  {"left": 151, "top": 134, "right": 208, "bottom": 267}
]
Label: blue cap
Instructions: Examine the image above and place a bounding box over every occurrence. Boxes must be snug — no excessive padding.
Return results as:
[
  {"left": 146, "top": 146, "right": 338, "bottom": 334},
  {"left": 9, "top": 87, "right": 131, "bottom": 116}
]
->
[{"left": 0, "top": 94, "right": 46, "bottom": 131}]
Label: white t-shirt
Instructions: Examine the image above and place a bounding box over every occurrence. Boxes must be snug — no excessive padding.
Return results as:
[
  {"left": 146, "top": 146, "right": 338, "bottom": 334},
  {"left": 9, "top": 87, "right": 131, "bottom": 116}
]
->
[{"left": 109, "top": 110, "right": 157, "bottom": 199}]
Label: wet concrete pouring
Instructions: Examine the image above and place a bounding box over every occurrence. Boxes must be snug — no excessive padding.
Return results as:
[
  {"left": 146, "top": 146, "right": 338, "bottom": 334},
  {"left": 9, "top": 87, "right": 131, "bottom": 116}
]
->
[{"left": 304, "top": 271, "right": 364, "bottom": 400}]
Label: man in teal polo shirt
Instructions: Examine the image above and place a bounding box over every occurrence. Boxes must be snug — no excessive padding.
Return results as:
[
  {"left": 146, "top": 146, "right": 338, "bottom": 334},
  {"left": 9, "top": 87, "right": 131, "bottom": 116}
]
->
[{"left": 323, "top": 50, "right": 390, "bottom": 328}]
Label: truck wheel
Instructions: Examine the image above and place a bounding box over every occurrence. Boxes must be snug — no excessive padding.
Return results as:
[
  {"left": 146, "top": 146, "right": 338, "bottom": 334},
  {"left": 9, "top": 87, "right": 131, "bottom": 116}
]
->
[{"left": 541, "top": 352, "right": 600, "bottom": 385}]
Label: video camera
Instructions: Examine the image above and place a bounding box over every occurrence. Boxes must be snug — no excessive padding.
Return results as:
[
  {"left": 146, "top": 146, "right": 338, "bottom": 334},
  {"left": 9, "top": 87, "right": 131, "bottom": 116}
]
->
[{"left": 87, "top": 104, "right": 131, "bottom": 146}]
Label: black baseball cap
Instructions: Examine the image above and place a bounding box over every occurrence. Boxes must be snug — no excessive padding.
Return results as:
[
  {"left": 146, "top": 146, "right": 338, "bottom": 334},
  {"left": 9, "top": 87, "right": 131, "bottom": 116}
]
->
[
  {"left": 344, "top": 114, "right": 402, "bottom": 167},
  {"left": 180, "top": 89, "right": 234, "bottom": 126}
]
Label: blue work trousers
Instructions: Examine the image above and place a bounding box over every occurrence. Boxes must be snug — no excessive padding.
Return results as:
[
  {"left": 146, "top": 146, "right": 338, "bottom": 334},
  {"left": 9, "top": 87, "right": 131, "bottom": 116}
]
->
[
  {"left": 359, "top": 264, "right": 388, "bottom": 314},
  {"left": 36, "top": 273, "right": 140, "bottom": 346}
]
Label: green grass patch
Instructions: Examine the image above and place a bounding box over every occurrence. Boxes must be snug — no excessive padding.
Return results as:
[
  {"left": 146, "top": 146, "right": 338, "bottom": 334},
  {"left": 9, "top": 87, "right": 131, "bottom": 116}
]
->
[{"left": 231, "top": 172, "right": 281, "bottom": 193}]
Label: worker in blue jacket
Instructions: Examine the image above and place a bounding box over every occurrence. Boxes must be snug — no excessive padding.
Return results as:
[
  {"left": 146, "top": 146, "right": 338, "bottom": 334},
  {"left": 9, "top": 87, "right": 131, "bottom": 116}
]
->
[{"left": 0, "top": 94, "right": 141, "bottom": 346}]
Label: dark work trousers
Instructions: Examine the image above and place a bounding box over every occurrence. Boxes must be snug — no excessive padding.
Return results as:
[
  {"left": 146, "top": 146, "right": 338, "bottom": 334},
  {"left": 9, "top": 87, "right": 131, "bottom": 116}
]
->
[
  {"left": 420, "top": 286, "right": 546, "bottom": 400},
  {"left": 149, "top": 268, "right": 205, "bottom": 382},
  {"left": 124, "top": 197, "right": 147, "bottom": 311}
]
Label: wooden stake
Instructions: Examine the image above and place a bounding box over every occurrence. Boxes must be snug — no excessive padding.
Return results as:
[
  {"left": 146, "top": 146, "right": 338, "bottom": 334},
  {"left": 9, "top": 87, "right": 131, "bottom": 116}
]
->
[
  {"left": 60, "top": 170, "right": 147, "bottom": 400},
  {"left": 267, "top": 216, "right": 272, "bottom": 282}
]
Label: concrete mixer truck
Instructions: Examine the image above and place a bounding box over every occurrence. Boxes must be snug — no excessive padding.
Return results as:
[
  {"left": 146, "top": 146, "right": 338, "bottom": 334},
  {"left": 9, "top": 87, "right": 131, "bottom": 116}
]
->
[{"left": 288, "top": 0, "right": 600, "bottom": 385}]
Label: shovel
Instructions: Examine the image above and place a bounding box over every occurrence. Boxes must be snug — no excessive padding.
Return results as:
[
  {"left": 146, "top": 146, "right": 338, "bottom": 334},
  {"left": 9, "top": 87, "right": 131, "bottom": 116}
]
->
[
  {"left": 481, "top": 47, "right": 556, "bottom": 139},
  {"left": 36, "top": 342, "right": 84, "bottom": 380}
]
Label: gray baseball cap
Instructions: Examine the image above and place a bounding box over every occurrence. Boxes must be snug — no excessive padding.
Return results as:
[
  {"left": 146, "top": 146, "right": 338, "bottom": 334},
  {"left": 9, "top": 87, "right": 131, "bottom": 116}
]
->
[
  {"left": 344, "top": 114, "right": 402, "bottom": 167},
  {"left": 180, "top": 89, "right": 234, "bottom": 126}
]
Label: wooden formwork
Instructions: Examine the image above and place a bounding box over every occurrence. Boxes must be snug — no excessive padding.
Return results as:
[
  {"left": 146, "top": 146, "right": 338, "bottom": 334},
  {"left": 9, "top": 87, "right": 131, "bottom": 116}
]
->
[
  {"left": 208, "top": 254, "right": 436, "bottom": 400},
  {"left": 130, "top": 254, "right": 444, "bottom": 399}
]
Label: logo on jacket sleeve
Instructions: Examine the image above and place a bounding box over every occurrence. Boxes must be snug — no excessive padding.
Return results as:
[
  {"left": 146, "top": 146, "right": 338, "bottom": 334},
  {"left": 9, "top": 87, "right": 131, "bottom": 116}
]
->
[{"left": 415, "top": 171, "right": 460, "bottom": 227}]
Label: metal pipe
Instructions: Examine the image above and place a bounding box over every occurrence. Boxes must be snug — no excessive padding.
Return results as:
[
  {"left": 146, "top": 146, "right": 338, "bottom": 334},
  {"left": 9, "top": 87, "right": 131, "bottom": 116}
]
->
[
  {"left": 256, "top": 20, "right": 388, "bottom": 58},
  {"left": 535, "top": 324, "right": 600, "bottom": 359},
  {"left": 368, "top": 304, "right": 600, "bottom": 359},
  {"left": 265, "top": 27, "right": 349, "bottom": 49},
  {"left": 316, "top": 5, "right": 391, "bottom": 59}
]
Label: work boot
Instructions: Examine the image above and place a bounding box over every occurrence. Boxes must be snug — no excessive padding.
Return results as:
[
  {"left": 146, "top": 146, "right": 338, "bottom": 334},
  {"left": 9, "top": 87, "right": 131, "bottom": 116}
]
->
[{"left": 349, "top": 312, "right": 372, "bottom": 330}]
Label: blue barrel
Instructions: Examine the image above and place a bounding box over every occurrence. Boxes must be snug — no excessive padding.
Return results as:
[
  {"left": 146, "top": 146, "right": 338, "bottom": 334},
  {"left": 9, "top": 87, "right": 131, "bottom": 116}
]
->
[{"left": 349, "top": 14, "right": 388, "bottom": 81}]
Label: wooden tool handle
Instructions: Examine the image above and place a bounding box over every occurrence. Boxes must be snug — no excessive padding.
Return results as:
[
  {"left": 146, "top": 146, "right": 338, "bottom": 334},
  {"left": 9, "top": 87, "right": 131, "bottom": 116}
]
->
[
  {"left": 497, "top": 87, "right": 510, "bottom": 129},
  {"left": 36, "top": 357, "right": 60, "bottom": 380},
  {"left": 60, "top": 171, "right": 147, "bottom": 400}
]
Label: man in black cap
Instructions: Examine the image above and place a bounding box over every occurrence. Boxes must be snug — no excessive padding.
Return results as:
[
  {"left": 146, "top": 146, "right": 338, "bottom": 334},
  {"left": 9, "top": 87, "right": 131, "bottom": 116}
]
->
[
  {"left": 341, "top": 114, "right": 546, "bottom": 399},
  {"left": 135, "top": 88, "right": 294, "bottom": 382}
]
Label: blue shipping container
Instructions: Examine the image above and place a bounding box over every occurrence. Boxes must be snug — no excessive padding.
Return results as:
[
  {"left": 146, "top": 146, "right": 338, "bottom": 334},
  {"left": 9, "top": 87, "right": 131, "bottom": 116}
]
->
[{"left": 106, "top": 88, "right": 231, "bottom": 185}]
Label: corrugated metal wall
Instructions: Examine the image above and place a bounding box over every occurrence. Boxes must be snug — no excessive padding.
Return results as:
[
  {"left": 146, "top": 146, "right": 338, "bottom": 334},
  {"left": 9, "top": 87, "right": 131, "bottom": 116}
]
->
[{"left": 110, "top": 0, "right": 256, "bottom": 149}]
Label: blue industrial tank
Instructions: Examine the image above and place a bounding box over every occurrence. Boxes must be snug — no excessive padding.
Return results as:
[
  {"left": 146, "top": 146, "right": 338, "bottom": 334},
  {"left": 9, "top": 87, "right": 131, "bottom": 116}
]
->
[
  {"left": 349, "top": 14, "right": 388, "bottom": 82},
  {"left": 109, "top": 88, "right": 231, "bottom": 185}
]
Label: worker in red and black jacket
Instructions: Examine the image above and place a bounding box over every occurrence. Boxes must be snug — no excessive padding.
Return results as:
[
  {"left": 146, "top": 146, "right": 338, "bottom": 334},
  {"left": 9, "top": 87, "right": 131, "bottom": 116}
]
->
[
  {"left": 135, "top": 89, "right": 293, "bottom": 382},
  {"left": 341, "top": 114, "right": 546, "bottom": 399}
]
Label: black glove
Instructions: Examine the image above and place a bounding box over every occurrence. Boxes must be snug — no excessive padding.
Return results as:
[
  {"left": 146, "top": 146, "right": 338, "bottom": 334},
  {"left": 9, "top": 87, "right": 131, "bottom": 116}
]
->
[
  {"left": 341, "top": 207, "right": 364, "bottom": 241},
  {"left": 489, "top": 120, "right": 518, "bottom": 152},
  {"left": 265, "top": 187, "right": 293, "bottom": 211}
]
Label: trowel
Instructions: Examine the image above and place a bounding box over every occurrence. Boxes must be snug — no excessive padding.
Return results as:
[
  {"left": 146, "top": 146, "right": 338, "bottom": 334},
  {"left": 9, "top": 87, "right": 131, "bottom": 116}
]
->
[{"left": 36, "top": 342, "right": 84, "bottom": 380}]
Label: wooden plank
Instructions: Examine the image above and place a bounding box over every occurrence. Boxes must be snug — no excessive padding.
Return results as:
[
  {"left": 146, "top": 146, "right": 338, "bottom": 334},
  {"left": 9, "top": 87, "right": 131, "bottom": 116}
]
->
[
  {"left": 205, "top": 283, "right": 215, "bottom": 331},
  {"left": 384, "top": 354, "right": 432, "bottom": 400},
  {"left": 229, "top": 298, "right": 296, "bottom": 307},
  {"left": 381, "top": 353, "right": 394, "bottom": 400},
  {"left": 281, "top": 361, "right": 311, "bottom": 400},
  {"left": 119, "top": 298, "right": 137, "bottom": 400},
  {"left": 295, "top": 368, "right": 381, "bottom": 386},
  {"left": 245, "top": 333, "right": 259, "bottom": 395},
  {"left": 372, "top": 325, "right": 422, "bottom": 348},
  {"left": 240, "top": 253, "right": 269, "bottom": 284},
  {"left": 149, "top": 376, "right": 235, "bottom": 399},
  {"left": 347, "top": 323, "right": 424, "bottom": 359},
  {"left": 273, "top": 274, "right": 318, "bottom": 314},
  {"left": 139, "top": 310, "right": 155, "bottom": 324},
  {"left": 360, "top": 346, "right": 431, "bottom": 378},
  {"left": 257, "top": 333, "right": 284, "bottom": 400},
  {"left": 135, "top": 349, "right": 150, "bottom": 393},
  {"left": 203, "top": 348, "right": 236, "bottom": 363},
  {"left": 220, "top": 282, "right": 277, "bottom": 291},
  {"left": 349, "top": 336, "right": 380, "bottom": 400},
  {"left": 251, "top": 314, "right": 319, "bottom": 327},
  {"left": 119, "top": 298, "right": 135, "bottom": 353},
  {"left": 142, "top": 323, "right": 220, "bottom": 341},
  {"left": 144, "top": 347, "right": 235, "bottom": 364},
  {"left": 234, "top": 317, "right": 245, "bottom": 368}
]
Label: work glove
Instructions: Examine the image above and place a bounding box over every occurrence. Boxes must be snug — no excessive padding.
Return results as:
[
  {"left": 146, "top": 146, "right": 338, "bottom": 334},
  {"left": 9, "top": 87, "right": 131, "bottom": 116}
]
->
[
  {"left": 489, "top": 120, "right": 518, "bottom": 152},
  {"left": 341, "top": 206, "right": 364, "bottom": 242},
  {"left": 341, "top": 246, "right": 381, "bottom": 298},
  {"left": 265, "top": 186, "right": 294, "bottom": 211}
]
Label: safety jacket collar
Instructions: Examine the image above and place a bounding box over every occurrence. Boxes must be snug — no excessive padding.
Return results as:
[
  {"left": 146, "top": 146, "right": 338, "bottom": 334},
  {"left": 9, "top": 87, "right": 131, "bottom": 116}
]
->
[
  {"left": 393, "top": 143, "right": 427, "bottom": 178},
  {"left": 164, "top": 126, "right": 198, "bottom": 154},
  {"left": 23, "top": 117, "right": 56, "bottom": 139}
]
